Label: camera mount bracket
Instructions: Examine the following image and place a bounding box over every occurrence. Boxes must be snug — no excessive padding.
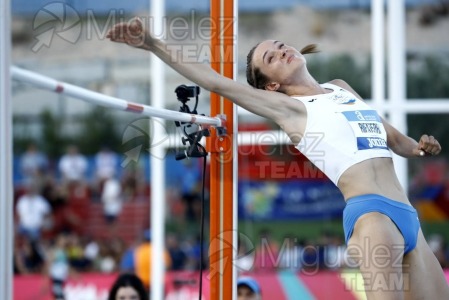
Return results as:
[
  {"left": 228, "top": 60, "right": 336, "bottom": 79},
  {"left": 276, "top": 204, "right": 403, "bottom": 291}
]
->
[{"left": 174, "top": 85, "right": 229, "bottom": 160}]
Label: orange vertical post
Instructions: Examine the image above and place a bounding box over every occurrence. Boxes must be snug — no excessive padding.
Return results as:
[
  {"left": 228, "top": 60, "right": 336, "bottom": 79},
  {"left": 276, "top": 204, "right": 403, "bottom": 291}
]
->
[{"left": 209, "top": 0, "right": 236, "bottom": 299}]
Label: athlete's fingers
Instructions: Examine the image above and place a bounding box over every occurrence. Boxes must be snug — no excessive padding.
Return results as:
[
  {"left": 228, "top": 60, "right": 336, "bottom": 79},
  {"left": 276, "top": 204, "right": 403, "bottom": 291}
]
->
[
  {"left": 419, "top": 134, "right": 433, "bottom": 154},
  {"left": 418, "top": 134, "right": 429, "bottom": 151},
  {"left": 129, "top": 17, "right": 143, "bottom": 35},
  {"left": 106, "top": 22, "right": 129, "bottom": 40},
  {"left": 106, "top": 19, "right": 146, "bottom": 47},
  {"left": 416, "top": 134, "right": 442, "bottom": 156},
  {"left": 428, "top": 137, "right": 442, "bottom": 156},
  {"left": 423, "top": 135, "right": 437, "bottom": 155}
]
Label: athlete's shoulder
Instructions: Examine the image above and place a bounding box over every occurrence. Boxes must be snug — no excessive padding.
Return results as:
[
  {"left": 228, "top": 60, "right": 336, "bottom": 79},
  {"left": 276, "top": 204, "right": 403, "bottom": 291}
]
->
[
  {"left": 327, "top": 79, "right": 351, "bottom": 90},
  {"left": 327, "top": 79, "right": 363, "bottom": 101}
]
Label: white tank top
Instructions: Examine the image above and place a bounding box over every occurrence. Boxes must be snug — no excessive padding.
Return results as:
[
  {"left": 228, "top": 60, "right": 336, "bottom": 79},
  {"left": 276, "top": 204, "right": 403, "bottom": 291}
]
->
[{"left": 292, "top": 83, "right": 392, "bottom": 186}]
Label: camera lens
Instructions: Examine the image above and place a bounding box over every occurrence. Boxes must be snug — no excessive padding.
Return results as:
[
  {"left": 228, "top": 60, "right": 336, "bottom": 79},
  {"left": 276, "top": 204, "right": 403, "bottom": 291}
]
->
[{"left": 175, "top": 85, "right": 200, "bottom": 101}]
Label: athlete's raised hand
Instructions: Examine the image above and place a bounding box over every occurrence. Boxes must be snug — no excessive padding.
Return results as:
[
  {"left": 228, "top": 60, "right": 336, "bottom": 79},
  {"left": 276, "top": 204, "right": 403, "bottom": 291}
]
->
[
  {"left": 414, "top": 134, "right": 442, "bottom": 157},
  {"left": 106, "top": 17, "right": 147, "bottom": 48}
]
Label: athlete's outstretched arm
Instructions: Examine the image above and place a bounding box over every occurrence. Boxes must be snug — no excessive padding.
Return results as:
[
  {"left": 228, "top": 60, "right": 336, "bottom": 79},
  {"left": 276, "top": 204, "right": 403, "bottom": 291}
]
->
[
  {"left": 106, "top": 17, "right": 303, "bottom": 125},
  {"left": 381, "top": 118, "right": 441, "bottom": 158}
]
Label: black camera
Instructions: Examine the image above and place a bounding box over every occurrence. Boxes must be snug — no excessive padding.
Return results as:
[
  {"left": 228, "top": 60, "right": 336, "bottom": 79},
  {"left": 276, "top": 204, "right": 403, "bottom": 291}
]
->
[
  {"left": 175, "top": 85, "right": 200, "bottom": 102},
  {"left": 174, "top": 83, "right": 208, "bottom": 160}
]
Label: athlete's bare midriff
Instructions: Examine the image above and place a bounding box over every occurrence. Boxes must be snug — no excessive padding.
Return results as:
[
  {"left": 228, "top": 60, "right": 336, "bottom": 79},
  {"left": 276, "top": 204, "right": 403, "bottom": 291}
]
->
[{"left": 337, "top": 157, "right": 410, "bottom": 204}]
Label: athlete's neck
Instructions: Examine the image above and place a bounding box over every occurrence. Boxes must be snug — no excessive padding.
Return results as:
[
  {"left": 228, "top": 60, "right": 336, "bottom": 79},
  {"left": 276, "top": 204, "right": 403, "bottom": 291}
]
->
[
  {"left": 282, "top": 72, "right": 328, "bottom": 96},
  {"left": 286, "top": 82, "right": 328, "bottom": 97}
]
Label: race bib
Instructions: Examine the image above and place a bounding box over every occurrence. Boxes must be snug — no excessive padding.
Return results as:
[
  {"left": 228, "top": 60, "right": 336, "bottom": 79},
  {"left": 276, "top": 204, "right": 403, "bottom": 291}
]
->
[{"left": 341, "top": 110, "right": 388, "bottom": 150}]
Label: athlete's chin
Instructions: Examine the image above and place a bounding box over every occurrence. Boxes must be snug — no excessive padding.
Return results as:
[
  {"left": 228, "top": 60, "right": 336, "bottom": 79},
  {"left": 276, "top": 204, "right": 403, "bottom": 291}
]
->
[
  {"left": 293, "top": 55, "right": 306, "bottom": 64},
  {"left": 289, "top": 58, "right": 306, "bottom": 70},
  {"left": 289, "top": 61, "right": 307, "bottom": 75}
]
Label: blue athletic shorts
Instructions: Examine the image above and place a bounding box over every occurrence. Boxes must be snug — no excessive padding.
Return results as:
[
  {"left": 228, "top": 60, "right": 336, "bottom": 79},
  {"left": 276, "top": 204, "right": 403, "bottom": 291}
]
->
[{"left": 343, "top": 194, "right": 420, "bottom": 255}]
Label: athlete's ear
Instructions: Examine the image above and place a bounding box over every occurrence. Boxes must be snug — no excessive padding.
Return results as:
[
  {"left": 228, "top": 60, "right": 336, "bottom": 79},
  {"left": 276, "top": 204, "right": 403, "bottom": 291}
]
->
[{"left": 265, "top": 82, "right": 280, "bottom": 91}]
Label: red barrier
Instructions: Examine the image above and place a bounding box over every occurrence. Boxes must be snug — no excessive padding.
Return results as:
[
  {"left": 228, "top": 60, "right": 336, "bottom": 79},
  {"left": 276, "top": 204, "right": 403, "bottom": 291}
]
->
[
  {"left": 14, "top": 270, "right": 449, "bottom": 300},
  {"left": 14, "top": 272, "right": 209, "bottom": 300},
  {"left": 14, "top": 273, "right": 117, "bottom": 300}
]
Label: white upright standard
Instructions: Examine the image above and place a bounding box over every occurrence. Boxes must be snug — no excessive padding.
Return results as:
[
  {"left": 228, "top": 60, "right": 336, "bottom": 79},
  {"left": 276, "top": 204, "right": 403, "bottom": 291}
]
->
[
  {"left": 388, "top": 0, "right": 408, "bottom": 191},
  {"left": 150, "top": 0, "right": 167, "bottom": 300},
  {"left": 0, "top": 0, "right": 13, "bottom": 299}
]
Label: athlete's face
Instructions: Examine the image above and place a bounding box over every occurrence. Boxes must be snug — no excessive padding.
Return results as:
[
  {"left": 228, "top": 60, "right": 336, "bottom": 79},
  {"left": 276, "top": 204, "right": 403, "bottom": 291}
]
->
[{"left": 252, "top": 39, "right": 306, "bottom": 90}]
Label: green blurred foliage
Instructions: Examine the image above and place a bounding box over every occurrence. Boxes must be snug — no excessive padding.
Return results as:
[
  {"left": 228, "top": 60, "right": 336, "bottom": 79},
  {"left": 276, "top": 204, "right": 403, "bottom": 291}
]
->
[
  {"left": 407, "top": 113, "right": 449, "bottom": 159},
  {"left": 75, "top": 107, "right": 122, "bottom": 155},
  {"left": 407, "top": 56, "right": 449, "bottom": 98},
  {"left": 13, "top": 115, "right": 38, "bottom": 155},
  {"left": 40, "top": 109, "right": 70, "bottom": 158},
  {"left": 14, "top": 108, "right": 121, "bottom": 158},
  {"left": 308, "top": 54, "right": 371, "bottom": 99}
]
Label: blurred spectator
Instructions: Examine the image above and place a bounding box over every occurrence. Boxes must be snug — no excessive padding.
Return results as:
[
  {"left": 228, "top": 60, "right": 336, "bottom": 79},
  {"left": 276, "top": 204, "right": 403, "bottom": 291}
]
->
[
  {"left": 134, "top": 230, "right": 172, "bottom": 291},
  {"left": 166, "top": 233, "right": 187, "bottom": 271},
  {"left": 58, "top": 145, "right": 88, "bottom": 187},
  {"left": 410, "top": 159, "right": 447, "bottom": 198},
  {"left": 109, "top": 237, "right": 126, "bottom": 269},
  {"left": 47, "top": 234, "right": 70, "bottom": 300},
  {"left": 182, "top": 235, "right": 208, "bottom": 271},
  {"left": 83, "top": 236, "right": 100, "bottom": 271},
  {"left": 321, "top": 233, "right": 346, "bottom": 270},
  {"left": 253, "top": 229, "right": 279, "bottom": 271},
  {"left": 97, "top": 240, "right": 117, "bottom": 273},
  {"left": 101, "top": 177, "right": 123, "bottom": 230},
  {"left": 14, "top": 234, "right": 45, "bottom": 274},
  {"left": 179, "top": 159, "right": 202, "bottom": 196},
  {"left": 121, "top": 162, "right": 147, "bottom": 201},
  {"left": 119, "top": 239, "right": 139, "bottom": 273},
  {"left": 94, "top": 146, "right": 119, "bottom": 183},
  {"left": 41, "top": 177, "right": 67, "bottom": 210},
  {"left": 108, "top": 273, "right": 148, "bottom": 300},
  {"left": 278, "top": 235, "right": 302, "bottom": 271},
  {"left": 237, "top": 277, "right": 262, "bottom": 300},
  {"left": 15, "top": 181, "right": 52, "bottom": 241},
  {"left": 66, "top": 233, "right": 90, "bottom": 272},
  {"left": 235, "top": 237, "right": 255, "bottom": 273},
  {"left": 175, "top": 159, "right": 202, "bottom": 221},
  {"left": 19, "top": 142, "right": 48, "bottom": 186},
  {"left": 301, "top": 239, "right": 319, "bottom": 273},
  {"left": 182, "top": 193, "right": 202, "bottom": 222},
  {"left": 428, "top": 234, "right": 448, "bottom": 268}
]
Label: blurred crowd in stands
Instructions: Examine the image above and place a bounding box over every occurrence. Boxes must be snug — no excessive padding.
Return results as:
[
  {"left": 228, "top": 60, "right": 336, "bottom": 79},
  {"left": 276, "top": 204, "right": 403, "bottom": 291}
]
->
[
  {"left": 13, "top": 143, "right": 449, "bottom": 290},
  {"left": 14, "top": 142, "right": 209, "bottom": 289}
]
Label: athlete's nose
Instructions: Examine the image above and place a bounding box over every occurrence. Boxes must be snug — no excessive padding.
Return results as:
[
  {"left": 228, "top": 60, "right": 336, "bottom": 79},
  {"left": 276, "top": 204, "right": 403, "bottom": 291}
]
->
[
  {"left": 278, "top": 49, "right": 287, "bottom": 59},
  {"left": 280, "top": 49, "right": 287, "bottom": 59}
]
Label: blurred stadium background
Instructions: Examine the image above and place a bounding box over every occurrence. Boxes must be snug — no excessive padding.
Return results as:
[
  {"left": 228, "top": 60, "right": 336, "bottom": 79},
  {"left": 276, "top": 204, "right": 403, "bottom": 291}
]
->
[{"left": 9, "top": 0, "right": 449, "bottom": 299}]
